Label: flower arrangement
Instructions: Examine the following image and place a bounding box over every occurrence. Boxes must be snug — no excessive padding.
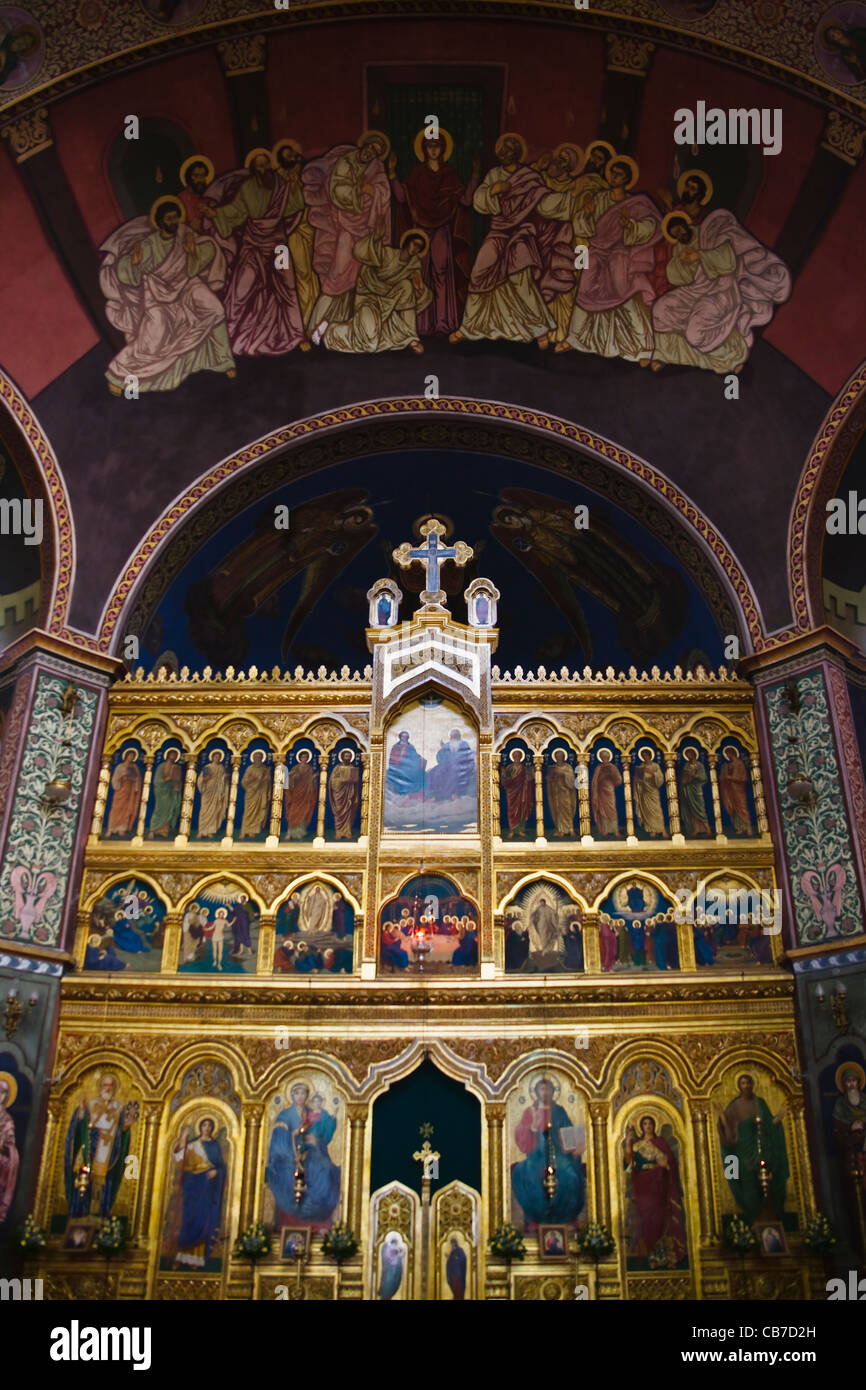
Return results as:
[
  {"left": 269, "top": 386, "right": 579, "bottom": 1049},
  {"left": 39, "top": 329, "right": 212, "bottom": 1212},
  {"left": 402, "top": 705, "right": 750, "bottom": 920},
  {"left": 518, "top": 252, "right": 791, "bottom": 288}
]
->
[
  {"left": 234, "top": 1221, "right": 271, "bottom": 1260},
  {"left": 322, "top": 1222, "right": 359, "bottom": 1264},
  {"left": 489, "top": 1224, "right": 526, "bottom": 1262},
  {"left": 94, "top": 1216, "right": 126, "bottom": 1257},
  {"left": 724, "top": 1215, "right": 759, "bottom": 1254},
  {"left": 577, "top": 1222, "right": 615, "bottom": 1260},
  {"left": 18, "top": 1214, "right": 47, "bottom": 1253},
  {"left": 801, "top": 1212, "right": 836, "bottom": 1255}
]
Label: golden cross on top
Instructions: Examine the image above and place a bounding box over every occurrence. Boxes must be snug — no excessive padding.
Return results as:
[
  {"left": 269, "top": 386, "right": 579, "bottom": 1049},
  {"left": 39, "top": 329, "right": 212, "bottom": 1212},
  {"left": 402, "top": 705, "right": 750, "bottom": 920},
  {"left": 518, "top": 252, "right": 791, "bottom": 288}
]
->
[
  {"left": 419, "top": 1122, "right": 434, "bottom": 1139},
  {"left": 412, "top": 1139, "right": 440, "bottom": 1181},
  {"left": 392, "top": 519, "right": 473, "bottom": 602}
]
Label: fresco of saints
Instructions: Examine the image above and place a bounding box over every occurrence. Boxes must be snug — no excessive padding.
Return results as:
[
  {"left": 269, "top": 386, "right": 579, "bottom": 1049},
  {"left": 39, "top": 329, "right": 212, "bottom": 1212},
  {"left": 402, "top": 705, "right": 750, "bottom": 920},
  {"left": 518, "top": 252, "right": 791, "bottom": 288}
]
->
[
  {"left": 273, "top": 138, "right": 320, "bottom": 332},
  {"left": 239, "top": 749, "right": 271, "bottom": 839},
  {"left": 832, "top": 1063, "right": 866, "bottom": 1202},
  {"left": 0, "top": 1073, "right": 19, "bottom": 1224},
  {"left": 546, "top": 748, "right": 577, "bottom": 837},
  {"left": 64, "top": 1074, "right": 138, "bottom": 1218},
  {"left": 719, "top": 746, "right": 755, "bottom": 835},
  {"left": 100, "top": 196, "right": 235, "bottom": 394},
  {"left": 195, "top": 748, "right": 229, "bottom": 838},
  {"left": 266, "top": 1083, "right": 341, "bottom": 1229},
  {"left": 178, "top": 155, "right": 218, "bottom": 232},
  {"left": 302, "top": 132, "right": 392, "bottom": 329},
  {"left": 679, "top": 746, "right": 712, "bottom": 837},
  {"left": 650, "top": 209, "right": 790, "bottom": 374},
  {"left": 378, "top": 1233, "right": 405, "bottom": 1299},
  {"left": 633, "top": 748, "right": 666, "bottom": 838},
  {"left": 284, "top": 748, "right": 317, "bottom": 839},
  {"left": 386, "top": 731, "right": 426, "bottom": 798},
  {"left": 105, "top": 749, "right": 142, "bottom": 837},
  {"left": 716, "top": 1073, "right": 789, "bottom": 1223},
  {"left": 623, "top": 1116, "right": 687, "bottom": 1269},
  {"left": 314, "top": 231, "right": 431, "bottom": 354},
  {"left": 228, "top": 892, "right": 253, "bottom": 961},
  {"left": 536, "top": 140, "right": 614, "bottom": 342},
  {"left": 148, "top": 747, "right": 183, "bottom": 839},
  {"left": 558, "top": 157, "right": 662, "bottom": 365},
  {"left": 328, "top": 749, "right": 360, "bottom": 839},
  {"left": 591, "top": 748, "right": 622, "bottom": 837},
  {"left": 512, "top": 1079, "right": 584, "bottom": 1228},
  {"left": 501, "top": 747, "right": 534, "bottom": 838},
  {"left": 166, "top": 1118, "right": 227, "bottom": 1271},
  {"left": 651, "top": 169, "right": 713, "bottom": 299},
  {"left": 204, "top": 148, "right": 308, "bottom": 354},
  {"left": 390, "top": 128, "right": 479, "bottom": 336},
  {"left": 450, "top": 132, "right": 572, "bottom": 346}
]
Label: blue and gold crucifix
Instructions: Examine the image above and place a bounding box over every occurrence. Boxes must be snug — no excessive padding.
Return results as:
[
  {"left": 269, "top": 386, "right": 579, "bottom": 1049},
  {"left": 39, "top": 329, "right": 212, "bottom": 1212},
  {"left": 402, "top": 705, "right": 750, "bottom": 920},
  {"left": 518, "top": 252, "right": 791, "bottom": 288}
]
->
[{"left": 392, "top": 519, "right": 473, "bottom": 609}]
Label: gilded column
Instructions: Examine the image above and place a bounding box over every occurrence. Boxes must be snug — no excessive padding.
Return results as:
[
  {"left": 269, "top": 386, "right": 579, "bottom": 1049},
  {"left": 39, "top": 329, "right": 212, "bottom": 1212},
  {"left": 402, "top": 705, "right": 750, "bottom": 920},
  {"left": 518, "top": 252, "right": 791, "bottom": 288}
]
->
[
  {"left": 676, "top": 917, "right": 697, "bottom": 971},
  {"left": 175, "top": 755, "right": 198, "bottom": 844},
  {"left": 359, "top": 752, "right": 370, "bottom": 839},
  {"left": 267, "top": 759, "right": 285, "bottom": 846},
  {"left": 533, "top": 752, "right": 546, "bottom": 844},
  {"left": 238, "top": 1103, "right": 265, "bottom": 1229},
  {"left": 479, "top": 735, "right": 495, "bottom": 967},
  {"left": 622, "top": 761, "right": 636, "bottom": 839},
  {"left": 582, "top": 912, "right": 601, "bottom": 974},
  {"left": 749, "top": 754, "right": 769, "bottom": 835},
  {"left": 257, "top": 915, "right": 276, "bottom": 974},
  {"left": 664, "top": 752, "right": 681, "bottom": 837},
  {"left": 492, "top": 753, "right": 502, "bottom": 840},
  {"left": 589, "top": 1102, "right": 611, "bottom": 1228},
  {"left": 577, "top": 752, "right": 591, "bottom": 839},
  {"left": 89, "top": 754, "right": 111, "bottom": 842},
  {"left": 35, "top": 1102, "right": 62, "bottom": 1225},
  {"left": 346, "top": 1103, "right": 368, "bottom": 1236},
  {"left": 222, "top": 752, "right": 242, "bottom": 843},
  {"left": 314, "top": 754, "right": 329, "bottom": 844},
  {"left": 689, "top": 1100, "right": 718, "bottom": 1244},
  {"left": 132, "top": 754, "right": 154, "bottom": 845},
  {"left": 160, "top": 912, "right": 182, "bottom": 972},
  {"left": 708, "top": 756, "right": 726, "bottom": 841},
  {"left": 486, "top": 1103, "right": 507, "bottom": 1232},
  {"left": 131, "top": 1101, "right": 162, "bottom": 1242}
]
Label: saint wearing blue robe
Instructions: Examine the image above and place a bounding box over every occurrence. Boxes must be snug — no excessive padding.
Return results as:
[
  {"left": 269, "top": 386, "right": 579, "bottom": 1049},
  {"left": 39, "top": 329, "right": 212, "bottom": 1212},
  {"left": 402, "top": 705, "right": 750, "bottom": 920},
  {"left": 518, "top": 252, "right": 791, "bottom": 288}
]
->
[
  {"left": 378, "top": 1235, "right": 404, "bottom": 1299},
  {"left": 172, "top": 1119, "right": 226, "bottom": 1269},
  {"left": 511, "top": 1080, "right": 585, "bottom": 1227},
  {"left": 386, "top": 732, "right": 426, "bottom": 796},
  {"left": 112, "top": 913, "right": 149, "bottom": 953},
  {"left": 266, "top": 1084, "right": 341, "bottom": 1226}
]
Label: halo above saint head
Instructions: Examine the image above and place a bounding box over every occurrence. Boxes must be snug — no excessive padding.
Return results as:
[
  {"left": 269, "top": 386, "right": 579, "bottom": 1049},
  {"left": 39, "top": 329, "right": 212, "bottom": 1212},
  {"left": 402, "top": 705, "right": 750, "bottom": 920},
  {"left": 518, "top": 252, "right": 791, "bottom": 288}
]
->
[
  {"left": 414, "top": 125, "right": 454, "bottom": 162},
  {"left": 582, "top": 139, "right": 616, "bottom": 170},
  {"left": 554, "top": 141, "right": 583, "bottom": 170},
  {"left": 357, "top": 129, "right": 391, "bottom": 159},
  {"left": 607, "top": 155, "right": 639, "bottom": 190},
  {"left": 496, "top": 131, "right": 527, "bottom": 163},
  {"left": 676, "top": 168, "right": 713, "bottom": 205},
  {"left": 662, "top": 209, "right": 693, "bottom": 244},
  {"left": 149, "top": 195, "right": 185, "bottom": 229},
  {"left": 400, "top": 226, "right": 430, "bottom": 257},
  {"left": 244, "top": 146, "right": 273, "bottom": 169},
  {"left": 0, "top": 1071, "right": 18, "bottom": 1107},
  {"left": 836, "top": 1061, "right": 866, "bottom": 1092},
  {"left": 272, "top": 137, "right": 302, "bottom": 163},
  {"left": 526, "top": 1073, "right": 561, "bottom": 1102},
  {"left": 179, "top": 154, "right": 214, "bottom": 188}
]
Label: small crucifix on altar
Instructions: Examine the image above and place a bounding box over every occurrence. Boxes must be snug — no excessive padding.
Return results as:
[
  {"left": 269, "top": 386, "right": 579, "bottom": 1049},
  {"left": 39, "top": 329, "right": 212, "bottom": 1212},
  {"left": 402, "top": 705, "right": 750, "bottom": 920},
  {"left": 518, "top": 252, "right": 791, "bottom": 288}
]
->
[{"left": 392, "top": 519, "right": 473, "bottom": 612}]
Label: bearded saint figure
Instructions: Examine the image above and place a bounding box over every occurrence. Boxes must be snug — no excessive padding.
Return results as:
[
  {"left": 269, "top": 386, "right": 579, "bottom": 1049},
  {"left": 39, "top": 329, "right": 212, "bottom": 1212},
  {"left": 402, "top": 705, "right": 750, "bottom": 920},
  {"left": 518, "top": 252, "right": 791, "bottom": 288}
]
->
[
  {"left": 545, "top": 748, "right": 577, "bottom": 837},
  {"left": 196, "top": 750, "right": 229, "bottom": 839},
  {"left": 328, "top": 749, "right": 360, "bottom": 840},
  {"left": 501, "top": 748, "right": 534, "bottom": 838}
]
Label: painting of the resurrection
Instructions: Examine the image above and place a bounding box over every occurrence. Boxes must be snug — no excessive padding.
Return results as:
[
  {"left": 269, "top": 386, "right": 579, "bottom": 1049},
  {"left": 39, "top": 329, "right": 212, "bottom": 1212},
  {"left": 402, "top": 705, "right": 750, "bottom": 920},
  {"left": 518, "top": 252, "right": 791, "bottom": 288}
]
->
[{"left": 384, "top": 699, "right": 477, "bottom": 834}]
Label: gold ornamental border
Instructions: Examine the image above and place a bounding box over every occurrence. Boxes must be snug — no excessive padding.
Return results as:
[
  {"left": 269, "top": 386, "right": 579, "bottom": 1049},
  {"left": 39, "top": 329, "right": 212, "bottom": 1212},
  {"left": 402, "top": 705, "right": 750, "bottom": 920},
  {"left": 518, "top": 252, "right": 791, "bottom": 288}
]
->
[{"left": 97, "top": 397, "right": 767, "bottom": 653}]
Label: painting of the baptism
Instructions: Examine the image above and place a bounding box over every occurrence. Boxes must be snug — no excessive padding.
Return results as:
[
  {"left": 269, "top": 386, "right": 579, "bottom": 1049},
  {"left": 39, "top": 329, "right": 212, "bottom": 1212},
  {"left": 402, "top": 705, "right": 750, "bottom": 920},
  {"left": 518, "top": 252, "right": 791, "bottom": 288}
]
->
[
  {"left": 384, "top": 698, "right": 477, "bottom": 834},
  {"left": 509, "top": 1075, "right": 586, "bottom": 1231}
]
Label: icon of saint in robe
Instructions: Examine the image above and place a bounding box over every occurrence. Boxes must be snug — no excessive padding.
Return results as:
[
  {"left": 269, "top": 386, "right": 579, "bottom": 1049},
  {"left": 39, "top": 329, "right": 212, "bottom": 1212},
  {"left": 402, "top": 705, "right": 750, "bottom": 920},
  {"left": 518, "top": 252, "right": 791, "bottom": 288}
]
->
[
  {"left": 445, "top": 1235, "right": 467, "bottom": 1299},
  {"left": 623, "top": 1116, "right": 687, "bottom": 1269},
  {"left": 386, "top": 731, "right": 426, "bottom": 799},
  {"left": 148, "top": 747, "right": 183, "bottom": 838},
  {"left": 590, "top": 748, "right": 622, "bottom": 837},
  {"left": 678, "top": 746, "right": 711, "bottom": 837},
  {"left": 633, "top": 748, "right": 666, "bottom": 838},
  {"left": 378, "top": 1233, "right": 405, "bottom": 1299},
  {"left": 546, "top": 748, "right": 576, "bottom": 838},
  {"left": 195, "top": 749, "right": 229, "bottom": 838},
  {"left": 168, "top": 1118, "right": 227, "bottom": 1271},
  {"left": 0, "top": 1073, "right": 20, "bottom": 1224},
  {"left": 511, "top": 1079, "right": 585, "bottom": 1227},
  {"left": 239, "top": 749, "right": 271, "bottom": 839},
  {"left": 105, "top": 750, "right": 142, "bottom": 837},
  {"left": 284, "top": 748, "right": 317, "bottom": 839},
  {"left": 716, "top": 1073, "right": 788, "bottom": 1222},
  {"left": 501, "top": 748, "right": 534, "bottom": 838},
  {"left": 328, "top": 749, "right": 360, "bottom": 839},
  {"left": 719, "top": 746, "right": 755, "bottom": 836}
]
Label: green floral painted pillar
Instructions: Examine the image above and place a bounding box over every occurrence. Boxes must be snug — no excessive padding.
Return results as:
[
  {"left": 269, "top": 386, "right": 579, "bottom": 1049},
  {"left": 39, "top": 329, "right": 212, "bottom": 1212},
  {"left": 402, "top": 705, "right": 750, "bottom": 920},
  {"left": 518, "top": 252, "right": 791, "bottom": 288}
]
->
[{"left": 746, "top": 630, "right": 866, "bottom": 1271}]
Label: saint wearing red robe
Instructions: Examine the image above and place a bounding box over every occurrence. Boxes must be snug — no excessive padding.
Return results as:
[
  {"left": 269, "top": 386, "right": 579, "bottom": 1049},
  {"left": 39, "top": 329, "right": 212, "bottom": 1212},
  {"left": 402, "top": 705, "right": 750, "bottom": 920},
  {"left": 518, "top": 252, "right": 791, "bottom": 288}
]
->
[
  {"left": 501, "top": 749, "right": 534, "bottom": 838},
  {"left": 719, "top": 747, "right": 754, "bottom": 836},
  {"left": 623, "top": 1115, "right": 687, "bottom": 1268},
  {"left": 284, "top": 749, "right": 317, "bottom": 840},
  {"left": 391, "top": 129, "right": 478, "bottom": 336}
]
